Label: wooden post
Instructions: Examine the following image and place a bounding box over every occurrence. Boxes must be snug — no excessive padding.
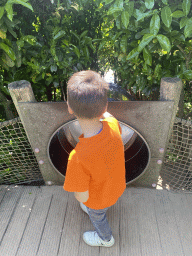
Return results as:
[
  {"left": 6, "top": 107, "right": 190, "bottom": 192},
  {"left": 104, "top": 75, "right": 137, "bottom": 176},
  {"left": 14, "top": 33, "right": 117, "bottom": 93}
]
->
[
  {"left": 8, "top": 80, "right": 36, "bottom": 116},
  {"left": 8, "top": 81, "right": 41, "bottom": 178},
  {"left": 8, "top": 80, "right": 63, "bottom": 185},
  {"left": 8, "top": 80, "right": 36, "bottom": 141},
  {"left": 160, "top": 77, "right": 183, "bottom": 147}
]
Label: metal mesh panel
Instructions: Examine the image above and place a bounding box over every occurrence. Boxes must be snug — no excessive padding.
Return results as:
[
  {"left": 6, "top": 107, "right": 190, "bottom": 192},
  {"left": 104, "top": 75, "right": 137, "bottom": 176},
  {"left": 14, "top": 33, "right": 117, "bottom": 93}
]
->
[
  {"left": 0, "top": 117, "right": 44, "bottom": 185},
  {"left": 158, "top": 117, "right": 192, "bottom": 193}
]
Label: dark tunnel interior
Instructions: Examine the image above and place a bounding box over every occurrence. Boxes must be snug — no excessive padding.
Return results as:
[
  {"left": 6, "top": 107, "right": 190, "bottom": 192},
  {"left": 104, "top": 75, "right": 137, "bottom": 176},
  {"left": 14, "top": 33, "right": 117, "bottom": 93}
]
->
[{"left": 48, "top": 120, "right": 150, "bottom": 184}]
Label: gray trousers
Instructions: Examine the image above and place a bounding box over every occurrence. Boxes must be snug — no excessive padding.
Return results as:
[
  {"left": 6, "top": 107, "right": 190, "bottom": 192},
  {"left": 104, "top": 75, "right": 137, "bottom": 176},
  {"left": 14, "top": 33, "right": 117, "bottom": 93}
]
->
[{"left": 85, "top": 205, "right": 113, "bottom": 242}]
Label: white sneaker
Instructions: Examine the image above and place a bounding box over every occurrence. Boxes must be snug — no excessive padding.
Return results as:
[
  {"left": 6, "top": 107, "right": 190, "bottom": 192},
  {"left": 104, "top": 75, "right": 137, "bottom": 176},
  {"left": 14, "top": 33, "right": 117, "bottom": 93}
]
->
[
  {"left": 83, "top": 231, "right": 115, "bottom": 247},
  {"left": 80, "top": 202, "right": 89, "bottom": 214}
]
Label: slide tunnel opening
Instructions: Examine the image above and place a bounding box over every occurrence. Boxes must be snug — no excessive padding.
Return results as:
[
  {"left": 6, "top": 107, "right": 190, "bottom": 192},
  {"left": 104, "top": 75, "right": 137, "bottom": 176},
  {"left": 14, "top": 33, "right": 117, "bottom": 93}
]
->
[{"left": 48, "top": 119, "right": 150, "bottom": 184}]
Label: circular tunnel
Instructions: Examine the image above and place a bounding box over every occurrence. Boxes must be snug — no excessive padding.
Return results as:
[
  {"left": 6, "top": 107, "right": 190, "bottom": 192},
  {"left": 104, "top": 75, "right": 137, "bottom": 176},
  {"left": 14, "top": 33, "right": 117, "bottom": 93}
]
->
[
  {"left": 47, "top": 119, "right": 150, "bottom": 184},
  {"left": 48, "top": 85, "right": 150, "bottom": 184}
]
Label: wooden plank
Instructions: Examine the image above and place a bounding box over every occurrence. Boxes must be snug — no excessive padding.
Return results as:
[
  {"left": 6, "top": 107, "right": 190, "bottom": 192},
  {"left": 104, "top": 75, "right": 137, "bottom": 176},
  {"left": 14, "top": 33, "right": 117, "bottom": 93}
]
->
[
  {"left": 99, "top": 195, "right": 121, "bottom": 256},
  {"left": 175, "top": 192, "right": 192, "bottom": 256},
  {"left": 0, "top": 185, "right": 23, "bottom": 244},
  {"left": 36, "top": 186, "right": 69, "bottom": 256},
  {"left": 119, "top": 188, "right": 142, "bottom": 256},
  {"left": 0, "top": 186, "right": 40, "bottom": 256},
  {"left": 0, "top": 186, "right": 8, "bottom": 204},
  {"left": 154, "top": 189, "right": 184, "bottom": 256},
  {"left": 58, "top": 192, "right": 97, "bottom": 256},
  {"left": 133, "top": 188, "right": 163, "bottom": 256},
  {"left": 120, "top": 188, "right": 163, "bottom": 256},
  {"left": 78, "top": 198, "right": 100, "bottom": 256},
  {"left": 1, "top": 186, "right": 191, "bottom": 256},
  {"left": 16, "top": 186, "right": 53, "bottom": 256}
]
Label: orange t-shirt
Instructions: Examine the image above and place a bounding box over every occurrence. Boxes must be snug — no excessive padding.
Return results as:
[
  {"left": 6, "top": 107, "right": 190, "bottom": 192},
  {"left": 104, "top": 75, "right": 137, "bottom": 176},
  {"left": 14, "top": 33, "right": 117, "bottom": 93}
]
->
[{"left": 63, "top": 117, "right": 126, "bottom": 210}]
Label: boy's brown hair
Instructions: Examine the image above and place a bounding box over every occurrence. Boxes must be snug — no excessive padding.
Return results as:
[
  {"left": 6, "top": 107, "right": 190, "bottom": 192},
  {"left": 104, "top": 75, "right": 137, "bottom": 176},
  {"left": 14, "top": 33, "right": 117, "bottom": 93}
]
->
[{"left": 67, "top": 70, "right": 109, "bottom": 120}]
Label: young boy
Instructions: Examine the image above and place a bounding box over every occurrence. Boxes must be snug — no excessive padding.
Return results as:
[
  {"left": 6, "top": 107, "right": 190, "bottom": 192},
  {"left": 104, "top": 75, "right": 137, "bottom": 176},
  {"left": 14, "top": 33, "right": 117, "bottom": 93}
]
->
[{"left": 63, "top": 70, "right": 126, "bottom": 247}]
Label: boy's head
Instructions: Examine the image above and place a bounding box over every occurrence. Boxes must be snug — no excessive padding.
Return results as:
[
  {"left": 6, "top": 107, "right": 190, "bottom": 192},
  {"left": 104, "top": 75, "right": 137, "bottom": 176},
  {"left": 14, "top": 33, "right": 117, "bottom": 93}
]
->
[{"left": 67, "top": 70, "right": 109, "bottom": 120}]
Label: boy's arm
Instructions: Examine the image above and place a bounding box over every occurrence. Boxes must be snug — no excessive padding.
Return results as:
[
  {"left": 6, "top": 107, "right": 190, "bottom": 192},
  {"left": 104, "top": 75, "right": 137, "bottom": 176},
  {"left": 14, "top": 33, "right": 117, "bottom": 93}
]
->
[{"left": 74, "top": 190, "right": 89, "bottom": 203}]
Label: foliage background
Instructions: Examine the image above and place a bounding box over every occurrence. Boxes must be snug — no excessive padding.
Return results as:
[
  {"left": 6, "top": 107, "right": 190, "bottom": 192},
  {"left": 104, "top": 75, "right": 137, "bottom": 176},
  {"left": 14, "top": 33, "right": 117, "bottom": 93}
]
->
[{"left": 0, "top": 0, "right": 192, "bottom": 122}]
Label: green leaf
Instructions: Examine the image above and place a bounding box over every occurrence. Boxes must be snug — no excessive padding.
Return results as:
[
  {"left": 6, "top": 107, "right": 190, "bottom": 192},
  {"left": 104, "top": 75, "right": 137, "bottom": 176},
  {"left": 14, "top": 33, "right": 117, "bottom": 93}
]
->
[
  {"left": 116, "top": 15, "right": 121, "bottom": 29},
  {"left": 180, "top": 17, "right": 188, "bottom": 29},
  {"left": 7, "top": 26, "right": 17, "bottom": 38},
  {"left": 74, "top": 46, "right": 80, "bottom": 58},
  {"left": 0, "top": 29, "right": 6, "bottom": 39},
  {"left": 0, "top": 42, "right": 15, "bottom": 60},
  {"left": 145, "top": 0, "right": 154, "bottom": 9},
  {"left": 104, "top": 0, "right": 114, "bottom": 4},
  {"left": 107, "top": 6, "right": 121, "bottom": 15},
  {"left": 138, "top": 34, "right": 155, "bottom": 52},
  {"left": 16, "top": 39, "right": 24, "bottom": 48},
  {"left": 113, "top": 11, "right": 121, "bottom": 19},
  {"left": 89, "top": 43, "right": 96, "bottom": 52},
  {"left": 0, "top": 7, "right": 4, "bottom": 19},
  {"left": 171, "top": 11, "right": 185, "bottom": 18},
  {"left": 161, "top": 0, "right": 167, "bottom": 4},
  {"left": 98, "top": 41, "right": 106, "bottom": 51},
  {"left": 120, "top": 36, "right": 127, "bottom": 53},
  {"left": 135, "top": 9, "right": 153, "bottom": 21},
  {"left": 15, "top": 49, "right": 21, "bottom": 68},
  {"left": 22, "top": 35, "right": 36, "bottom": 45},
  {"left": 183, "top": 70, "right": 192, "bottom": 79},
  {"left": 71, "top": 31, "right": 80, "bottom": 41},
  {"left": 182, "top": 0, "right": 191, "bottom": 16},
  {"left": 127, "top": 1, "right": 134, "bottom": 16},
  {"left": 150, "top": 14, "right": 160, "bottom": 35},
  {"left": 161, "top": 6, "right": 172, "bottom": 27},
  {"left": 46, "top": 76, "right": 53, "bottom": 85},
  {"left": 107, "top": 0, "right": 123, "bottom": 15},
  {"left": 114, "top": 0, "right": 123, "bottom": 9},
  {"left": 5, "top": 3, "right": 13, "bottom": 21},
  {"left": 2, "top": 52, "right": 15, "bottom": 67},
  {"left": 184, "top": 18, "right": 192, "bottom": 38},
  {"left": 10, "top": 0, "right": 33, "bottom": 12},
  {"left": 80, "top": 30, "right": 88, "bottom": 39},
  {"left": 143, "top": 47, "right": 152, "bottom": 66},
  {"left": 171, "top": 31, "right": 185, "bottom": 42},
  {"left": 0, "top": 59, "right": 9, "bottom": 70},
  {"left": 154, "top": 64, "right": 162, "bottom": 77},
  {"left": 53, "top": 30, "right": 66, "bottom": 40},
  {"left": 121, "top": 10, "right": 129, "bottom": 29},
  {"left": 84, "top": 46, "right": 89, "bottom": 59},
  {"left": 112, "top": 31, "right": 123, "bottom": 41},
  {"left": 126, "top": 47, "right": 139, "bottom": 60},
  {"left": 156, "top": 34, "right": 171, "bottom": 52},
  {"left": 53, "top": 26, "right": 61, "bottom": 37}
]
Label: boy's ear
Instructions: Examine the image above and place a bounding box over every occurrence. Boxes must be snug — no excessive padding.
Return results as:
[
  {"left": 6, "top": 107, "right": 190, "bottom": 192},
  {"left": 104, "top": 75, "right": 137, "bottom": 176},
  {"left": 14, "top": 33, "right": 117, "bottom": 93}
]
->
[{"left": 67, "top": 101, "right": 74, "bottom": 115}]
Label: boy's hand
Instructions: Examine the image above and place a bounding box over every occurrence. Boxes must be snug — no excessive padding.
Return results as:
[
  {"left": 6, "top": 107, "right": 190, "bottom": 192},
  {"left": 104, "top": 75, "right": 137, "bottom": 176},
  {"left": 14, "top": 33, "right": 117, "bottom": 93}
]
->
[{"left": 74, "top": 190, "right": 89, "bottom": 203}]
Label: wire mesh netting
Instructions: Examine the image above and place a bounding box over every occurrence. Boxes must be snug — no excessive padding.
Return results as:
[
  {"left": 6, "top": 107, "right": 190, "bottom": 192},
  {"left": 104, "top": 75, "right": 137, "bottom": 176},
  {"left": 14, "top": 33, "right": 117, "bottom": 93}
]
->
[
  {"left": 0, "top": 117, "right": 44, "bottom": 186},
  {"left": 0, "top": 115, "right": 192, "bottom": 192},
  {"left": 158, "top": 117, "right": 192, "bottom": 193}
]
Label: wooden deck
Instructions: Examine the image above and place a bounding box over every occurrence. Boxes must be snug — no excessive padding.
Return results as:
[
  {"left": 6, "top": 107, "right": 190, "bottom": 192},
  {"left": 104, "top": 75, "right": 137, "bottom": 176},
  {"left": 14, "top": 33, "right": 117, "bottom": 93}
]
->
[{"left": 0, "top": 185, "right": 192, "bottom": 256}]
